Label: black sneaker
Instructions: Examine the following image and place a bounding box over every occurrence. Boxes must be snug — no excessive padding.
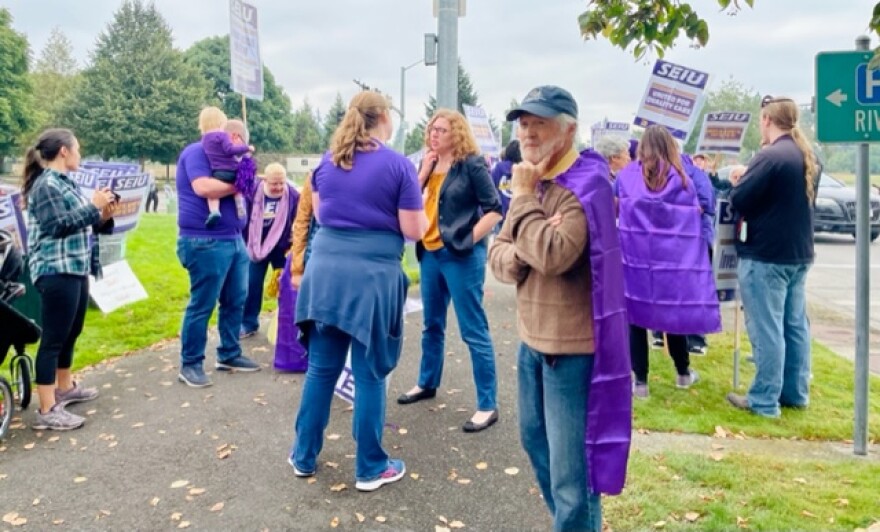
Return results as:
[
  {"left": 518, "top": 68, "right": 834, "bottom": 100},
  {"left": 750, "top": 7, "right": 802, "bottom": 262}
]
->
[
  {"left": 178, "top": 364, "right": 213, "bottom": 388},
  {"left": 216, "top": 355, "right": 261, "bottom": 372}
]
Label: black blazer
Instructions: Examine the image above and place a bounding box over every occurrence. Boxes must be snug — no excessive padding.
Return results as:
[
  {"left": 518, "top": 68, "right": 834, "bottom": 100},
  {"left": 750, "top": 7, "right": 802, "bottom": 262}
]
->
[{"left": 417, "top": 154, "right": 502, "bottom": 260}]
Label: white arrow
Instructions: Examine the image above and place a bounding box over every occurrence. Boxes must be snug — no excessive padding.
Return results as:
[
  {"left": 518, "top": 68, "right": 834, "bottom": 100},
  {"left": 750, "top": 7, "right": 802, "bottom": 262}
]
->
[{"left": 826, "top": 89, "right": 848, "bottom": 107}]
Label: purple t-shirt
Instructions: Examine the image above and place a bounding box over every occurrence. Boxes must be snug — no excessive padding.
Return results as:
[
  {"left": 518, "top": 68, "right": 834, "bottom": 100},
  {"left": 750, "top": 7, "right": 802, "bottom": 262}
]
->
[
  {"left": 312, "top": 143, "right": 423, "bottom": 233},
  {"left": 176, "top": 142, "right": 246, "bottom": 238},
  {"left": 202, "top": 131, "right": 250, "bottom": 172}
]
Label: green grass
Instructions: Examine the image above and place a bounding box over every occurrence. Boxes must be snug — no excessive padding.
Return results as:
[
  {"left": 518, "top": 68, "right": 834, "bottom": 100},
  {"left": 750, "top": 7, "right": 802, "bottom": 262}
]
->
[
  {"left": 634, "top": 334, "right": 880, "bottom": 441},
  {"left": 72, "top": 213, "right": 277, "bottom": 369},
  {"left": 608, "top": 450, "right": 880, "bottom": 531}
]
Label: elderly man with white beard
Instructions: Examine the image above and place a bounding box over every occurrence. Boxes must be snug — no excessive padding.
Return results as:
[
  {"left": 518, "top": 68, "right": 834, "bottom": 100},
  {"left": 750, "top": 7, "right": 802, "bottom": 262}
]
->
[{"left": 488, "top": 86, "right": 632, "bottom": 532}]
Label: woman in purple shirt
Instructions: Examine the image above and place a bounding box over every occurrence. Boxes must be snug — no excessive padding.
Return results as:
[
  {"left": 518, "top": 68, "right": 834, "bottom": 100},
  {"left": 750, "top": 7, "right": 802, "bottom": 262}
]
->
[{"left": 289, "top": 91, "right": 427, "bottom": 492}]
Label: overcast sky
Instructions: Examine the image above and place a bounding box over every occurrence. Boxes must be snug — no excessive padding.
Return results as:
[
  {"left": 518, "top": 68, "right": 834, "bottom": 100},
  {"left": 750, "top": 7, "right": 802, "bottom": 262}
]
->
[{"left": 4, "top": 0, "right": 875, "bottom": 142}]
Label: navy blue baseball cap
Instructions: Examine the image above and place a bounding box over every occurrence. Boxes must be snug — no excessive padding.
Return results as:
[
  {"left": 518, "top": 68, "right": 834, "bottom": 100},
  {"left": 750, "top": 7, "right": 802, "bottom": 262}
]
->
[{"left": 506, "top": 86, "right": 578, "bottom": 121}]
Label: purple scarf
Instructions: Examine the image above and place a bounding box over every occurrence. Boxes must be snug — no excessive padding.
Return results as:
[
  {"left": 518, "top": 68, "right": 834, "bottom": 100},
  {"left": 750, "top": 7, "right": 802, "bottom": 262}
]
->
[
  {"left": 247, "top": 183, "right": 290, "bottom": 262},
  {"left": 555, "top": 150, "right": 632, "bottom": 496},
  {"left": 616, "top": 162, "right": 721, "bottom": 334}
]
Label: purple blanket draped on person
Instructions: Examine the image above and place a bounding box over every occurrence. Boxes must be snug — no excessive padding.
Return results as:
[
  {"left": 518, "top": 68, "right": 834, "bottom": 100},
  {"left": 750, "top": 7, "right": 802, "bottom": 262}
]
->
[
  {"left": 274, "top": 253, "right": 307, "bottom": 372},
  {"left": 616, "top": 161, "right": 722, "bottom": 335},
  {"left": 555, "top": 150, "right": 632, "bottom": 495}
]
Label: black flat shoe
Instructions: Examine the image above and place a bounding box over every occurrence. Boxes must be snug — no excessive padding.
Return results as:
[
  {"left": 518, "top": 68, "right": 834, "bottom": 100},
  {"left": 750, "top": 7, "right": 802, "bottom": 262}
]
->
[
  {"left": 462, "top": 410, "right": 498, "bottom": 433},
  {"left": 396, "top": 388, "right": 437, "bottom": 405}
]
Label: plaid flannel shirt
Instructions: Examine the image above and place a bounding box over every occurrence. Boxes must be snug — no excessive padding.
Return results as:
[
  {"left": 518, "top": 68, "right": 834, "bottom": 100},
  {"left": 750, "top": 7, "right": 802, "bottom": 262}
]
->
[{"left": 27, "top": 168, "right": 100, "bottom": 282}]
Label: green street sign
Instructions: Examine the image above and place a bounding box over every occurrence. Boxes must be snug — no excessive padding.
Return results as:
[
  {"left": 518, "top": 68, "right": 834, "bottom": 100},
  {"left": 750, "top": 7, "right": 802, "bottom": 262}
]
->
[{"left": 815, "top": 50, "right": 880, "bottom": 144}]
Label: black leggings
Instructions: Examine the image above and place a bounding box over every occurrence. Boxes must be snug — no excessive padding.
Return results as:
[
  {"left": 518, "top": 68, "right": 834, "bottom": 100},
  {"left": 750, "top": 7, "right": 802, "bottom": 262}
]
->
[
  {"left": 34, "top": 274, "right": 89, "bottom": 385},
  {"left": 630, "top": 324, "right": 689, "bottom": 383}
]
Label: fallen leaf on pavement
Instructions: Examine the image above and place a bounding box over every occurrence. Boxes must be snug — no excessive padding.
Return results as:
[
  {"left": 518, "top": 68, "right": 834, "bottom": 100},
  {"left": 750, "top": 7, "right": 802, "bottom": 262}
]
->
[
  {"left": 399, "top": 428, "right": 408, "bottom": 435},
  {"left": 23, "top": 442, "right": 35, "bottom": 450},
  {"left": 438, "top": 516, "right": 448, "bottom": 524},
  {"left": 475, "top": 462, "right": 488, "bottom": 470},
  {"left": 210, "top": 502, "right": 224, "bottom": 512},
  {"left": 375, "top": 515, "right": 387, "bottom": 523},
  {"left": 714, "top": 426, "right": 729, "bottom": 438},
  {"left": 48, "top": 436, "right": 60, "bottom": 442},
  {"left": 355, "top": 512, "right": 365, "bottom": 523},
  {"left": 410, "top": 473, "right": 420, "bottom": 480},
  {"left": 325, "top": 461, "right": 339, "bottom": 469},
  {"left": 307, "top": 478, "right": 317, "bottom": 485},
  {"left": 436, "top": 527, "right": 451, "bottom": 532},
  {"left": 32, "top": 498, "right": 40, "bottom": 506},
  {"left": 330, "top": 483, "right": 347, "bottom": 492},
  {"left": 327, "top": 434, "right": 341, "bottom": 440},
  {"left": 330, "top": 517, "right": 339, "bottom": 528},
  {"left": 457, "top": 478, "right": 471, "bottom": 485},
  {"left": 74, "top": 477, "right": 88, "bottom": 483},
  {"left": 504, "top": 467, "right": 519, "bottom": 475},
  {"left": 188, "top": 488, "right": 206, "bottom": 496},
  {"left": 178, "top": 521, "right": 191, "bottom": 529},
  {"left": 132, "top": 422, "right": 145, "bottom": 428},
  {"left": 52, "top": 519, "right": 64, "bottom": 525},
  {"left": 170, "top": 480, "right": 189, "bottom": 489},
  {"left": 449, "top": 520, "right": 465, "bottom": 529},
  {"left": 150, "top": 497, "right": 160, "bottom": 507},
  {"left": 170, "top": 512, "right": 182, "bottom": 521}
]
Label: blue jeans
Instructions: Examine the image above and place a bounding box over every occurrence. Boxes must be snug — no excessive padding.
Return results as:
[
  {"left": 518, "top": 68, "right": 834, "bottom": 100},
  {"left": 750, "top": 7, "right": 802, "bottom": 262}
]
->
[
  {"left": 176, "top": 236, "right": 248, "bottom": 366},
  {"left": 518, "top": 343, "right": 602, "bottom": 532},
  {"left": 738, "top": 258, "right": 811, "bottom": 417},
  {"left": 291, "top": 322, "right": 390, "bottom": 481},
  {"left": 418, "top": 244, "right": 497, "bottom": 411},
  {"left": 242, "top": 251, "right": 286, "bottom": 334}
]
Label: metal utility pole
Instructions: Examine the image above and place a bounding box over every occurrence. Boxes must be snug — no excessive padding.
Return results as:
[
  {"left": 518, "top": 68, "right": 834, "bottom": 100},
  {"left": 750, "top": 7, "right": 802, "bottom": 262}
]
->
[
  {"left": 435, "top": 0, "right": 464, "bottom": 110},
  {"left": 853, "top": 34, "right": 871, "bottom": 456}
]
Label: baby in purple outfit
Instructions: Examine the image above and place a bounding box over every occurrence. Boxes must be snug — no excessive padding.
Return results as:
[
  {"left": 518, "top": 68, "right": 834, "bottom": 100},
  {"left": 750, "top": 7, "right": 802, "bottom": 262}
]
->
[{"left": 199, "top": 106, "right": 254, "bottom": 226}]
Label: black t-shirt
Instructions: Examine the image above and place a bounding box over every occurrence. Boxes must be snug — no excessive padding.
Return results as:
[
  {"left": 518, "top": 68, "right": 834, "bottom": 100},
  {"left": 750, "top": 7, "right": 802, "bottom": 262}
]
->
[{"left": 730, "top": 135, "right": 814, "bottom": 264}]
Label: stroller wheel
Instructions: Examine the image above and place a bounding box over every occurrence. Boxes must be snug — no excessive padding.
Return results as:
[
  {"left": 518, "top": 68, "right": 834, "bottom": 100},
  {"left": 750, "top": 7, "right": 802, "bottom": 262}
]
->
[
  {"left": 12, "top": 355, "right": 32, "bottom": 410},
  {"left": 0, "top": 377, "right": 13, "bottom": 440}
]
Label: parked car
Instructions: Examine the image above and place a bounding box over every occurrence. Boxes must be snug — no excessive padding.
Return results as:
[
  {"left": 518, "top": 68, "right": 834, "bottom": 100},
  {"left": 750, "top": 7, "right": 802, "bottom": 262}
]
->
[
  {"left": 714, "top": 169, "right": 880, "bottom": 242},
  {"left": 814, "top": 173, "right": 880, "bottom": 242}
]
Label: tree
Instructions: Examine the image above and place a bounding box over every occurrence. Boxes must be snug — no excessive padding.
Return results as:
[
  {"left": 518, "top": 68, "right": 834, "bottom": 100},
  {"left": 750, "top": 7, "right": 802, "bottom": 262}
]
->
[
  {"left": 183, "top": 36, "right": 295, "bottom": 153},
  {"left": 500, "top": 98, "right": 519, "bottom": 147},
  {"left": 61, "top": 0, "right": 212, "bottom": 165},
  {"left": 404, "top": 61, "right": 484, "bottom": 154},
  {"left": 0, "top": 8, "right": 35, "bottom": 159},
  {"left": 29, "top": 27, "right": 81, "bottom": 133},
  {"left": 321, "top": 93, "right": 346, "bottom": 149},
  {"left": 580, "top": 2, "right": 880, "bottom": 61},
  {"left": 683, "top": 78, "right": 761, "bottom": 161},
  {"left": 290, "top": 99, "right": 323, "bottom": 154}
]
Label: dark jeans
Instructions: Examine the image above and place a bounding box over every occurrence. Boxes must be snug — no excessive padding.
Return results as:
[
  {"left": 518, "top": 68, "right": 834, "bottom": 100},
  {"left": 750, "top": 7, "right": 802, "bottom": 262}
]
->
[
  {"left": 242, "top": 249, "right": 287, "bottom": 334},
  {"left": 630, "top": 325, "right": 689, "bottom": 383},
  {"left": 146, "top": 191, "right": 159, "bottom": 212},
  {"left": 34, "top": 274, "right": 89, "bottom": 385}
]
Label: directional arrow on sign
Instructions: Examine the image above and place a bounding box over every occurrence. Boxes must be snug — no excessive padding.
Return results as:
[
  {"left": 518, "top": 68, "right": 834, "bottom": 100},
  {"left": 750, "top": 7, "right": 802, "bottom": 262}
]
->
[{"left": 826, "top": 89, "right": 848, "bottom": 107}]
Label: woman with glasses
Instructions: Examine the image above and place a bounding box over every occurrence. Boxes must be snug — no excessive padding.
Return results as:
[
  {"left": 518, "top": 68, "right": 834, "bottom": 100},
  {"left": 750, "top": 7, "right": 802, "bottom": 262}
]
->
[
  {"left": 289, "top": 91, "right": 427, "bottom": 492},
  {"left": 726, "top": 96, "right": 817, "bottom": 418},
  {"left": 397, "top": 109, "right": 503, "bottom": 433}
]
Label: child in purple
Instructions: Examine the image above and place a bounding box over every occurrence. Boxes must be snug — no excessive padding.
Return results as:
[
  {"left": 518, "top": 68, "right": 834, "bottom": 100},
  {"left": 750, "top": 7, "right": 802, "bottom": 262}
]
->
[{"left": 199, "top": 106, "right": 254, "bottom": 226}]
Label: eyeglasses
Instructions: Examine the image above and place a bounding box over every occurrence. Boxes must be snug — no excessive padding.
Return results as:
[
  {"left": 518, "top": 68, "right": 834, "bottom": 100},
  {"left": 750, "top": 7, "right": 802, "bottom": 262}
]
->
[
  {"left": 429, "top": 126, "right": 450, "bottom": 135},
  {"left": 761, "top": 95, "right": 795, "bottom": 108}
]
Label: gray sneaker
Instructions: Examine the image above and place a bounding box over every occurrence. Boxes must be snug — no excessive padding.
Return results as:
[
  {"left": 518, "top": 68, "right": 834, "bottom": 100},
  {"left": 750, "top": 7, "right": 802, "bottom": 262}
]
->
[
  {"left": 633, "top": 382, "right": 650, "bottom": 399},
  {"left": 215, "top": 355, "right": 261, "bottom": 372},
  {"left": 676, "top": 369, "right": 700, "bottom": 389},
  {"left": 32, "top": 404, "right": 85, "bottom": 431},
  {"left": 178, "top": 364, "right": 213, "bottom": 388},
  {"left": 55, "top": 381, "right": 99, "bottom": 406}
]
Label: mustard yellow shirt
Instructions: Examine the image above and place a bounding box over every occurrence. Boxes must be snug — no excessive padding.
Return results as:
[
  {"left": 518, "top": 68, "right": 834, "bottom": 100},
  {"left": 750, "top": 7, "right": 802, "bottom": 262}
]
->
[
  {"left": 422, "top": 171, "right": 447, "bottom": 251},
  {"left": 542, "top": 148, "right": 580, "bottom": 181}
]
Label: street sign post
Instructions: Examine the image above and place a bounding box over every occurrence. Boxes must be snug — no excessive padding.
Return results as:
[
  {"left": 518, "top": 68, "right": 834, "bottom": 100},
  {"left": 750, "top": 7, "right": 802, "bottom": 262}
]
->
[
  {"left": 815, "top": 50, "right": 880, "bottom": 143},
  {"left": 816, "top": 39, "right": 874, "bottom": 456}
]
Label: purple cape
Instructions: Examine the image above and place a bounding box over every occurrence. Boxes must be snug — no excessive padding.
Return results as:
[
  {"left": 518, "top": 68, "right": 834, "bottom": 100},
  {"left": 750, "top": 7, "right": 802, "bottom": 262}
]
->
[
  {"left": 274, "top": 254, "right": 308, "bottom": 372},
  {"left": 555, "top": 150, "right": 632, "bottom": 496},
  {"left": 616, "top": 162, "right": 721, "bottom": 335}
]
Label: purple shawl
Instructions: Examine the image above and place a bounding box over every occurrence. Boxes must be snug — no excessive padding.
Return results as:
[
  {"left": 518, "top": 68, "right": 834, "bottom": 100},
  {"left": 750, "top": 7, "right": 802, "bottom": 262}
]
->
[
  {"left": 616, "top": 162, "right": 722, "bottom": 335},
  {"left": 555, "top": 150, "right": 632, "bottom": 496},
  {"left": 274, "top": 253, "right": 308, "bottom": 372}
]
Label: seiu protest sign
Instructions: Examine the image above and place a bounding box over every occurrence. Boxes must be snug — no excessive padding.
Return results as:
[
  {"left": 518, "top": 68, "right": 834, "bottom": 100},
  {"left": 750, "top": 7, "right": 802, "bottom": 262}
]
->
[
  {"left": 0, "top": 186, "right": 28, "bottom": 253},
  {"left": 69, "top": 166, "right": 151, "bottom": 234},
  {"left": 696, "top": 112, "right": 751, "bottom": 154},
  {"left": 634, "top": 60, "right": 710, "bottom": 142}
]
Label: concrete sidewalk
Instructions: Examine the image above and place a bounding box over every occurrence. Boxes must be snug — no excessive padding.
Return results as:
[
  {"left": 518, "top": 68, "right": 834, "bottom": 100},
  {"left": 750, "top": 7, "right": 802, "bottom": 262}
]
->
[{"left": 0, "top": 276, "right": 876, "bottom": 531}]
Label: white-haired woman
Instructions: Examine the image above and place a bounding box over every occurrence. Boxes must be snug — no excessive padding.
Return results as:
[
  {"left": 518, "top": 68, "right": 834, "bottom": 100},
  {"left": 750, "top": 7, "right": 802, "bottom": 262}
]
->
[{"left": 594, "top": 135, "right": 631, "bottom": 181}]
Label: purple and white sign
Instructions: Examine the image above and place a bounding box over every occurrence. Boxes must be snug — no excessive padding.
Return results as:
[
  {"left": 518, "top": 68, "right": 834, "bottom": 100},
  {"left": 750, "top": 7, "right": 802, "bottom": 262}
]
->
[
  {"left": 696, "top": 112, "right": 751, "bottom": 154},
  {"left": 590, "top": 119, "right": 631, "bottom": 148},
  {"left": 463, "top": 104, "right": 500, "bottom": 158},
  {"left": 229, "top": 0, "right": 264, "bottom": 101},
  {"left": 70, "top": 167, "right": 150, "bottom": 234},
  {"left": 0, "top": 186, "right": 27, "bottom": 253},
  {"left": 634, "top": 60, "right": 710, "bottom": 142}
]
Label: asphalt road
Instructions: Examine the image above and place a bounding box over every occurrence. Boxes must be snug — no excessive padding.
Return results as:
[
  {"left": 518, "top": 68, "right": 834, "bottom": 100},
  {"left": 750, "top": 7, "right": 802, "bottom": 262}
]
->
[{"left": 808, "top": 233, "right": 880, "bottom": 332}]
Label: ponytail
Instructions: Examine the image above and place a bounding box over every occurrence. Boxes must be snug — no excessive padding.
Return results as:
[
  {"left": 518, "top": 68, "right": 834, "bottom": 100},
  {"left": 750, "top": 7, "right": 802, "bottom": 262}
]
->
[
  {"left": 21, "top": 147, "right": 45, "bottom": 209},
  {"left": 329, "top": 91, "right": 389, "bottom": 171},
  {"left": 790, "top": 127, "right": 818, "bottom": 203}
]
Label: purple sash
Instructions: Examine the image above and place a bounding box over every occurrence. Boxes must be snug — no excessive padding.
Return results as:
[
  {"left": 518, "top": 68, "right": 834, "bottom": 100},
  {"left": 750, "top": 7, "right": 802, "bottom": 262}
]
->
[
  {"left": 555, "top": 150, "right": 632, "bottom": 496},
  {"left": 274, "top": 254, "right": 308, "bottom": 372},
  {"left": 616, "top": 162, "right": 722, "bottom": 334}
]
